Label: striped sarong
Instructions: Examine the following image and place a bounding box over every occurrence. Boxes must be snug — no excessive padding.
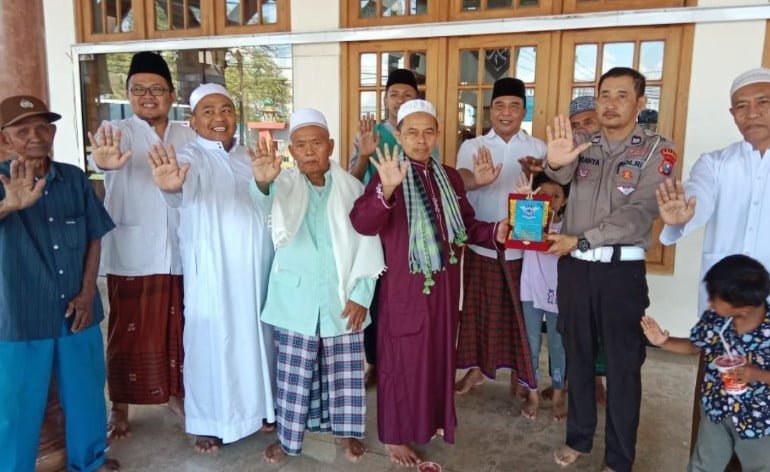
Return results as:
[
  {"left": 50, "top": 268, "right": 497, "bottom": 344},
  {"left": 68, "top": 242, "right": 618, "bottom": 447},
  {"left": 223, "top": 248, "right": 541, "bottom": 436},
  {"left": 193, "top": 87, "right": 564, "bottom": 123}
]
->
[{"left": 275, "top": 328, "right": 366, "bottom": 456}]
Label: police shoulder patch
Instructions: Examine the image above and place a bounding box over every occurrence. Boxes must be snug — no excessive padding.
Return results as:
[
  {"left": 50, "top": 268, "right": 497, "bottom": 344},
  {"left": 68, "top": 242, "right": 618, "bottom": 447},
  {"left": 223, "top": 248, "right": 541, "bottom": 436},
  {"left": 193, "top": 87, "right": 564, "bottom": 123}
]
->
[{"left": 660, "top": 148, "right": 678, "bottom": 162}]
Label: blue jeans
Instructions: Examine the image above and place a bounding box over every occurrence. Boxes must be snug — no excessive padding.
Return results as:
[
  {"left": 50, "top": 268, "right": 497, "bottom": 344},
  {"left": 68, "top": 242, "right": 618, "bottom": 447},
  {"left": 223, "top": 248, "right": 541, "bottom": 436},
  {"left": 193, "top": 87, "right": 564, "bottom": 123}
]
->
[
  {"left": 522, "top": 301, "right": 566, "bottom": 389},
  {"left": 0, "top": 322, "right": 107, "bottom": 472}
]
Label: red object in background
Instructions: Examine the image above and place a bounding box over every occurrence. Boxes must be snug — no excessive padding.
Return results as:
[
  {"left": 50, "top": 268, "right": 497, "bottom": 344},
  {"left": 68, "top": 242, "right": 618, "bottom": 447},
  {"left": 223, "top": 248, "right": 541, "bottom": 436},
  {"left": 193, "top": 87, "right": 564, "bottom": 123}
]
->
[{"left": 505, "top": 192, "right": 552, "bottom": 252}]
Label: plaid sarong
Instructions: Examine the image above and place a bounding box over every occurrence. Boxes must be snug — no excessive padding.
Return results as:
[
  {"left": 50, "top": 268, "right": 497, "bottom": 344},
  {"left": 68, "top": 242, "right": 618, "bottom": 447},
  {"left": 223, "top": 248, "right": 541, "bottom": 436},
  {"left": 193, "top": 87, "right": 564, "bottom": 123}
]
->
[
  {"left": 456, "top": 251, "right": 536, "bottom": 389},
  {"left": 275, "top": 328, "right": 366, "bottom": 456},
  {"left": 106, "top": 274, "right": 184, "bottom": 403}
]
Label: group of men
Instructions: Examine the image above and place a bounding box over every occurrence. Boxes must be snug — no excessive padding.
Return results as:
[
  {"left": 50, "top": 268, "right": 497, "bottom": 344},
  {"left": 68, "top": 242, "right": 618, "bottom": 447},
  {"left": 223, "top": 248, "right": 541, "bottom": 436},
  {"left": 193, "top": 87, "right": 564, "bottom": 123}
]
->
[{"left": 1, "top": 44, "right": 769, "bottom": 472}]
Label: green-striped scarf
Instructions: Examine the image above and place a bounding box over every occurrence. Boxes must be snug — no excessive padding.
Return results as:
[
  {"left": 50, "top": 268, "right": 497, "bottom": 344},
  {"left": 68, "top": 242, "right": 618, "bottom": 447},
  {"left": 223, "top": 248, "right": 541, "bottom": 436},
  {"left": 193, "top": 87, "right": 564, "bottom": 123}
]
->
[{"left": 403, "top": 154, "right": 468, "bottom": 294}]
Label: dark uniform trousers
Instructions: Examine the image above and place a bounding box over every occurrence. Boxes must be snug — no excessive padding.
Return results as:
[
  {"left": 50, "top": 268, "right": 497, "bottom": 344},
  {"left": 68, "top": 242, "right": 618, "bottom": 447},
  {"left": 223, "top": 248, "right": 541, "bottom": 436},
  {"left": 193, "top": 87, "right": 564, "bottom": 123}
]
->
[{"left": 557, "top": 255, "right": 649, "bottom": 472}]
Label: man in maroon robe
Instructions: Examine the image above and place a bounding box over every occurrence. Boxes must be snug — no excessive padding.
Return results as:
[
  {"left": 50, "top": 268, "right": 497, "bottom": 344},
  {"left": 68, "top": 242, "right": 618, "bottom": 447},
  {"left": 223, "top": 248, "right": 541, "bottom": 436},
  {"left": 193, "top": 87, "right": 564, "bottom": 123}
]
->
[{"left": 350, "top": 99, "right": 509, "bottom": 466}]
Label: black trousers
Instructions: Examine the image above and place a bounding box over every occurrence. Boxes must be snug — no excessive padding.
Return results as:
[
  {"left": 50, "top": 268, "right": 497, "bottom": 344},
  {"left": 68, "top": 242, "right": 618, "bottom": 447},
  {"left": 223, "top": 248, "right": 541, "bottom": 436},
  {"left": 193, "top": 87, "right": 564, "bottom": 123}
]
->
[
  {"left": 364, "top": 281, "right": 380, "bottom": 364},
  {"left": 557, "top": 256, "right": 649, "bottom": 472}
]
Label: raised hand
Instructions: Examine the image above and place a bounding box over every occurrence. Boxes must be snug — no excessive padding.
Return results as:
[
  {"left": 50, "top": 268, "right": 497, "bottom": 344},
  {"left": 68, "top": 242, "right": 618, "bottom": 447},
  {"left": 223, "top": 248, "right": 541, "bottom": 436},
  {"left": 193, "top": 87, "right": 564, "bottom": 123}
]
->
[
  {"left": 247, "top": 137, "right": 282, "bottom": 190},
  {"left": 546, "top": 115, "right": 591, "bottom": 169},
  {"left": 0, "top": 160, "right": 46, "bottom": 214},
  {"left": 518, "top": 155, "right": 543, "bottom": 178},
  {"left": 358, "top": 114, "right": 379, "bottom": 158},
  {"left": 472, "top": 146, "right": 501, "bottom": 187},
  {"left": 515, "top": 173, "right": 540, "bottom": 195},
  {"left": 147, "top": 143, "right": 189, "bottom": 192},
  {"left": 641, "top": 316, "right": 669, "bottom": 347},
  {"left": 371, "top": 143, "right": 409, "bottom": 200},
  {"left": 88, "top": 123, "right": 132, "bottom": 170},
  {"left": 656, "top": 179, "right": 696, "bottom": 225}
]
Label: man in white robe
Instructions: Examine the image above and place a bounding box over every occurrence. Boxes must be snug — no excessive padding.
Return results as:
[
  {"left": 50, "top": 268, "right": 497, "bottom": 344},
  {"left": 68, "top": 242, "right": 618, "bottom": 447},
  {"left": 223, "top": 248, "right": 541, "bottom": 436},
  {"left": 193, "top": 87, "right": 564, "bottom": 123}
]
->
[{"left": 148, "top": 83, "right": 275, "bottom": 452}]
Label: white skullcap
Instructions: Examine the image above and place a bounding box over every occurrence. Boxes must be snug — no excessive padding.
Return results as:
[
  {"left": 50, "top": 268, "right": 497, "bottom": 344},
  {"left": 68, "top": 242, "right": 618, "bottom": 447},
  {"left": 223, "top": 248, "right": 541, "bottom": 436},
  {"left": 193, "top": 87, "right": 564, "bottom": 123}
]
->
[
  {"left": 289, "top": 108, "right": 328, "bottom": 136},
  {"left": 396, "top": 99, "right": 436, "bottom": 125},
  {"left": 730, "top": 68, "right": 770, "bottom": 96},
  {"left": 189, "top": 83, "right": 231, "bottom": 112}
]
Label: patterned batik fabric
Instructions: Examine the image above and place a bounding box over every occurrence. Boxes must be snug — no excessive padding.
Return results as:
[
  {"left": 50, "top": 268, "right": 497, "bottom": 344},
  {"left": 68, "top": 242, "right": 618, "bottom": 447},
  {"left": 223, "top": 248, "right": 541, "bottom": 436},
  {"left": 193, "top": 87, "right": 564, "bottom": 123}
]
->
[
  {"left": 690, "top": 309, "right": 770, "bottom": 439},
  {"left": 456, "top": 251, "right": 536, "bottom": 389},
  {"left": 274, "top": 328, "right": 366, "bottom": 455},
  {"left": 106, "top": 274, "right": 184, "bottom": 403}
]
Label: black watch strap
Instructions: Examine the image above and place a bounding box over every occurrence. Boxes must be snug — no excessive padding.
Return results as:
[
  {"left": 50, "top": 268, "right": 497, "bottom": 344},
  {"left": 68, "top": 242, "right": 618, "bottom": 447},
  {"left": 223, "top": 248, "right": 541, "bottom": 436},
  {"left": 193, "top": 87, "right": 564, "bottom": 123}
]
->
[{"left": 577, "top": 235, "right": 591, "bottom": 252}]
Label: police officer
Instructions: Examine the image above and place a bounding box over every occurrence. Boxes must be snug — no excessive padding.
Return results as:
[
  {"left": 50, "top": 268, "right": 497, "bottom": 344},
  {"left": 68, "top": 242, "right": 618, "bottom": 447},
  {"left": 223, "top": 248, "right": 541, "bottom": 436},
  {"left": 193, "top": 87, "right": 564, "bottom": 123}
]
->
[{"left": 544, "top": 67, "right": 675, "bottom": 472}]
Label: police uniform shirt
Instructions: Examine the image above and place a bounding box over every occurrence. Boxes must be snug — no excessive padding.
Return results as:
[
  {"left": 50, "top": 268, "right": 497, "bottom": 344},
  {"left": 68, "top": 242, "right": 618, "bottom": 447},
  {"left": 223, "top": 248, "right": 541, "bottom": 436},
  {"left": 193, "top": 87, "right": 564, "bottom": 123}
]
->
[{"left": 546, "top": 125, "right": 676, "bottom": 249}]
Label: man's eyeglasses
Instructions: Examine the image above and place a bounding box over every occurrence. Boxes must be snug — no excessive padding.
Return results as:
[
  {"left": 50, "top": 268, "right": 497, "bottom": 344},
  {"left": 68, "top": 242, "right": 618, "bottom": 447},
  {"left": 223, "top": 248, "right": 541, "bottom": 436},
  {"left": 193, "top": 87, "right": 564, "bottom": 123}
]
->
[{"left": 129, "top": 85, "right": 170, "bottom": 97}]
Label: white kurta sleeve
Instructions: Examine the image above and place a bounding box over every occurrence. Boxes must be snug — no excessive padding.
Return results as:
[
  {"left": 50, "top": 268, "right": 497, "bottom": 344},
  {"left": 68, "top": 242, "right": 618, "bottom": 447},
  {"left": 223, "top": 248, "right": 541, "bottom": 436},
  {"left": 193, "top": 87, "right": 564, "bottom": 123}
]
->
[
  {"left": 660, "top": 152, "right": 718, "bottom": 245},
  {"left": 456, "top": 139, "right": 477, "bottom": 172}
]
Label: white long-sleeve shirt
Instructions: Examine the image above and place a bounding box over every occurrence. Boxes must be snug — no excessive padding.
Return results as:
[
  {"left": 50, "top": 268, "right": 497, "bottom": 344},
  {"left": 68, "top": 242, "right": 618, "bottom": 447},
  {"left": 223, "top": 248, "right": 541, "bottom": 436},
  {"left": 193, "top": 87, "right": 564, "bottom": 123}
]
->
[
  {"left": 456, "top": 129, "right": 547, "bottom": 260},
  {"left": 660, "top": 140, "right": 770, "bottom": 312},
  {"left": 91, "top": 115, "right": 196, "bottom": 276}
]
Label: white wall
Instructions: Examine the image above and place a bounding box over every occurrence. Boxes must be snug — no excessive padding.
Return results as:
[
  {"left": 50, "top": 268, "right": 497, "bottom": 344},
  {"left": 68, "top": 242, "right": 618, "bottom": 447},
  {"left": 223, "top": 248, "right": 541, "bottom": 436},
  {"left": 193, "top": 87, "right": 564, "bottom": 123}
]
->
[
  {"left": 646, "top": 19, "right": 767, "bottom": 336},
  {"left": 43, "top": 0, "right": 79, "bottom": 167}
]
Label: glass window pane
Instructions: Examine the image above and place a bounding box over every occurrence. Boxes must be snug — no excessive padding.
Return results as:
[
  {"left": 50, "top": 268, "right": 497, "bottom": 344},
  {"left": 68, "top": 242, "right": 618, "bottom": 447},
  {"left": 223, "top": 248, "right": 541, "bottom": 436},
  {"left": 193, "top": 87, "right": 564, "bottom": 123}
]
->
[
  {"left": 382, "top": 0, "right": 406, "bottom": 16},
  {"left": 411, "top": 0, "right": 428, "bottom": 14},
  {"left": 482, "top": 88, "right": 493, "bottom": 135},
  {"left": 156, "top": 0, "right": 201, "bottom": 30},
  {"left": 602, "top": 42, "right": 635, "bottom": 73},
  {"left": 519, "top": 0, "right": 539, "bottom": 5},
  {"left": 459, "top": 50, "right": 479, "bottom": 85},
  {"left": 639, "top": 86, "right": 660, "bottom": 133},
  {"left": 360, "top": 0, "right": 377, "bottom": 17},
  {"left": 381, "top": 52, "right": 406, "bottom": 86},
  {"left": 361, "top": 91, "right": 378, "bottom": 117},
  {"left": 574, "top": 44, "right": 597, "bottom": 82},
  {"left": 515, "top": 46, "right": 536, "bottom": 83},
  {"left": 522, "top": 87, "right": 535, "bottom": 135},
  {"left": 261, "top": 0, "right": 277, "bottom": 24},
  {"left": 380, "top": 91, "right": 387, "bottom": 121},
  {"left": 639, "top": 41, "right": 664, "bottom": 81},
  {"left": 93, "top": 0, "right": 136, "bottom": 34},
  {"left": 488, "top": 0, "right": 513, "bottom": 8},
  {"left": 360, "top": 53, "right": 377, "bottom": 86},
  {"left": 225, "top": 0, "right": 265, "bottom": 26},
  {"left": 483, "top": 48, "right": 511, "bottom": 84},
  {"left": 572, "top": 87, "right": 595, "bottom": 99},
  {"left": 462, "top": 0, "right": 481, "bottom": 11},
  {"left": 408, "top": 52, "right": 427, "bottom": 84},
  {"left": 458, "top": 90, "right": 478, "bottom": 146}
]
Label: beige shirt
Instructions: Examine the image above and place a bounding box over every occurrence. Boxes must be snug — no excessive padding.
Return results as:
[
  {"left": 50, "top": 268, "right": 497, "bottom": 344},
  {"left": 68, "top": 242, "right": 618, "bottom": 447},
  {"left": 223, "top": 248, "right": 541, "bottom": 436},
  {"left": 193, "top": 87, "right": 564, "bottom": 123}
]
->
[{"left": 545, "top": 125, "right": 674, "bottom": 249}]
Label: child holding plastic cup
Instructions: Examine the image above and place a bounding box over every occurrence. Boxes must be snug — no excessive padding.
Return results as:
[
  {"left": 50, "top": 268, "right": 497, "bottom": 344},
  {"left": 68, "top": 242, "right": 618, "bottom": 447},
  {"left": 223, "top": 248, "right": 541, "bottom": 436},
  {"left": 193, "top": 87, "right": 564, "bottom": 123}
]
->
[{"left": 641, "top": 254, "right": 770, "bottom": 471}]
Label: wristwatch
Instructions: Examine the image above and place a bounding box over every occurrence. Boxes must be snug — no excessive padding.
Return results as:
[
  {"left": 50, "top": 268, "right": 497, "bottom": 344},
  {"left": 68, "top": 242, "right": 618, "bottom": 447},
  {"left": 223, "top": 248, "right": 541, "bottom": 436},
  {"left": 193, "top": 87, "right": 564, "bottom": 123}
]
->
[{"left": 576, "top": 235, "right": 591, "bottom": 252}]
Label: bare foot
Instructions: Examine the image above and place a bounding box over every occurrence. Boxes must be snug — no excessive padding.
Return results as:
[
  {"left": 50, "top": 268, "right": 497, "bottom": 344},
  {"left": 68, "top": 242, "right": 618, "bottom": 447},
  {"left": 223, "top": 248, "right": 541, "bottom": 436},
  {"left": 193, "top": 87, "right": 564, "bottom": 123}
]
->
[
  {"left": 365, "top": 364, "right": 377, "bottom": 390},
  {"left": 431, "top": 428, "right": 445, "bottom": 440},
  {"left": 386, "top": 444, "right": 421, "bottom": 467},
  {"left": 167, "top": 396, "right": 185, "bottom": 420},
  {"left": 553, "top": 444, "right": 584, "bottom": 467},
  {"left": 261, "top": 420, "right": 277, "bottom": 433},
  {"left": 541, "top": 386, "right": 554, "bottom": 401},
  {"left": 512, "top": 382, "right": 529, "bottom": 402},
  {"left": 194, "top": 436, "right": 222, "bottom": 453},
  {"left": 552, "top": 388, "right": 567, "bottom": 422},
  {"left": 595, "top": 377, "right": 606, "bottom": 405},
  {"left": 97, "top": 458, "right": 121, "bottom": 471},
  {"left": 454, "top": 368, "right": 484, "bottom": 395},
  {"left": 264, "top": 442, "right": 287, "bottom": 463},
  {"left": 108, "top": 404, "right": 131, "bottom": 441},
  {"left": 340, "top": 438, "right": 367, "bottom": 462},
  {"left": 520, "top": 389, "right": 539, "bottom": 420}
]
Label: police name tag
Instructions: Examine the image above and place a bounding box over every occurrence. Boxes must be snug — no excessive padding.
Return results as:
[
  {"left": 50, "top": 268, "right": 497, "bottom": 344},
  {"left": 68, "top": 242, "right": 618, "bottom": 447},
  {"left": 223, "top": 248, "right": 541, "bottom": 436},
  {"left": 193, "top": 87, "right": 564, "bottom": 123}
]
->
[{"left": 506, "top": 193, "right": 552, "bottom": 251}]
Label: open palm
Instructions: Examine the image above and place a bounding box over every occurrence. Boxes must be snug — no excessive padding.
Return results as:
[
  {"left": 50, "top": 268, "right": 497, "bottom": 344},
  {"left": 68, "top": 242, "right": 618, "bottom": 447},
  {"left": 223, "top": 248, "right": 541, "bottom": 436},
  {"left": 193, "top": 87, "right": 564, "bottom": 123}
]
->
[
  {"left": 89, "top": 123, "right": 132, "bottom": 170},
  {"left": 0, "top": 160, "right": 46, "bottom": 211},
  {"left": 371, "top": 143, "right": 408, "bottom": 188},
  {"left": 473, "top": 146, "right": 501, "bottom": 187},
  {"left": 358, "top": 114, "right": 379, "bottom": 158},
  {"left": 147, "top": 143, "right": 189, "bottom": 192},
  {"left": 248, "top": 137, "right": 282, "bottom": 185},
  {"left": 656, "top": 179, "right": 695, "bottom": 225},
  {"left": 546, "top": 115, "right": 591, "bottom": 169}
]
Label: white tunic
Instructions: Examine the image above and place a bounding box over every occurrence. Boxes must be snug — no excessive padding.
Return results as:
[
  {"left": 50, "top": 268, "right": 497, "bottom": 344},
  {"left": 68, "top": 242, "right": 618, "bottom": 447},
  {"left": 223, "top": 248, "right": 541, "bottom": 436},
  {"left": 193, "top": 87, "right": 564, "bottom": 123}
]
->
[
  {"left": 660, "top": 141, "right": 770, "bottom": 313},
  {"left": 92, "top": 116, "right": 196, "bottom": 276},
  {"left": 456, "top": 129, "right": 547, "bottom": 260},
  {"left": 162, "top": 136, "right": 276, "bottom": 443}
]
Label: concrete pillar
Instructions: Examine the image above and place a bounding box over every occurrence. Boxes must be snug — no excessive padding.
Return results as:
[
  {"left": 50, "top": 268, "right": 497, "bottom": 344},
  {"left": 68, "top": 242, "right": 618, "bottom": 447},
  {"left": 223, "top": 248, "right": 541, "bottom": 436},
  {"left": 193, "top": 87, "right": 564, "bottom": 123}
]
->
[{"left": 0, "top": 0, "right": 49, "bottom": 99}]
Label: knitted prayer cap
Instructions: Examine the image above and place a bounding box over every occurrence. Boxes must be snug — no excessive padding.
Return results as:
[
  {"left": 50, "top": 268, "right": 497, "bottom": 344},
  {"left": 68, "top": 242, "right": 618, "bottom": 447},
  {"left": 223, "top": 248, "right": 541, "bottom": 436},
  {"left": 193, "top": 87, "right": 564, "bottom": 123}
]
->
[
  {"left": 189, "top": 83, "right": 232, "bottom": 112},
  {"left": 569, "top": 95, "right": 596, "bottom": 117},
  {"left": 289, "top": 108, "right": 329, "bottom": 136},
  {"left": 386, "top": 68, "right": 418, "bottom": 92},
  {"left": 730, "top": 68, "right": 770, "bottom": 96},
  {"left": 396, "top": 99, "right": 436, "bottom": 125},
  {"left": 491, "top": 77, "right": 526, "bottom": 103},
  {"left": 127, "top": 51, "right": 173, "bottom": 88}
]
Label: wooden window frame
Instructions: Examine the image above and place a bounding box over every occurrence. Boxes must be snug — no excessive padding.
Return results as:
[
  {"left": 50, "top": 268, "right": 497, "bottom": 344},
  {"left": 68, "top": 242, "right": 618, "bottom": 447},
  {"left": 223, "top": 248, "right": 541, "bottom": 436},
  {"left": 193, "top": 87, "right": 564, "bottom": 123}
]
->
[
  {"left": 342, "top": 0, "right": 446, "bottom": 27},
  {"left": 145, "top": 0, "right": 212, "bottom": 38},
  {"left": 213, "top": 0, "right": 290, "bottom": 35},
  {"left": 763, "top": 20, "right": 770, "bottom": 68},
  {"left": 562, "top": 0, "right": 689, "bottom": 14},
  {"left": 76, "top": 0, "right": 147, "bottom": 42},
  {"left": 448, "top": 0, "right": 556, "bottom": 21}
]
